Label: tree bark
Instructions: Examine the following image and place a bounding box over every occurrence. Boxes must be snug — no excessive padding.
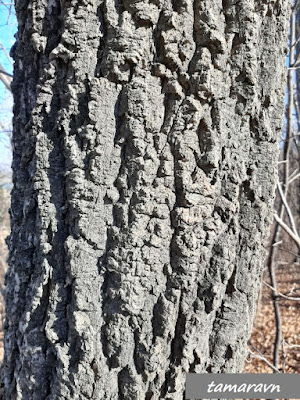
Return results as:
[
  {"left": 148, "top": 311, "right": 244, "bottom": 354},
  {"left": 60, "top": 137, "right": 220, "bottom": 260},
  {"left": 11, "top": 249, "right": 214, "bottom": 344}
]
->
[{"left": 3, "top": 0, "right": 290, "bottom": 399}]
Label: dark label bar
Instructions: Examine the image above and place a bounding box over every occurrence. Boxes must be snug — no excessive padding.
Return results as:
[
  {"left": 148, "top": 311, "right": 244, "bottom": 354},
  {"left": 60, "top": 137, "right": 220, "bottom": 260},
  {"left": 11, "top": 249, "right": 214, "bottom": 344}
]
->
[{"left": 186, "top": 373, "right": 300, "bottom": 399}]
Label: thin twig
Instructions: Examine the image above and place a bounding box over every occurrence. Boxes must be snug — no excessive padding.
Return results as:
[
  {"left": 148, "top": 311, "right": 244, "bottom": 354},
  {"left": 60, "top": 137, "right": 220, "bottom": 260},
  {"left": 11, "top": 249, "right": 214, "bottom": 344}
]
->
[
  {"left": 263, "top": 281, "right": 300, "bottom": 301},
  {"left": 0, "top": 40, "right": 13, "bottom": 66},
  {"left": 0, "top": 69, "right": 12, "bottom": 78},
  {"left": 289, "top": 171, "right": 300, "bottom": 184},
  {"left": 277, "top": 180, "right": 298, "bottom": 236},
  {"left": 288, "top": 167, "right": 299, "bottom": 179},
  {"left": 0, "top": 62, "right": 12, "bottom": 91},
  {"left": 273, "top": 214, "right": 300, "bottom": 248},
  {"left": 267, "top": 246, "right": 300, "bottom": 258},
  {"left": 247, "top": 342, "right": 281, "bottom": 373},
  {"left": 284, "top": 342, "right": 300, "bottom": 349}
]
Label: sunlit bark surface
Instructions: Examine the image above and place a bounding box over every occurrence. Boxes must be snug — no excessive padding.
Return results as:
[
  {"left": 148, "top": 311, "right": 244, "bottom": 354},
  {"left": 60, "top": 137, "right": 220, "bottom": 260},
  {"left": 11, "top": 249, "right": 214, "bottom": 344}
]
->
[{"left": 3, "top": 1, "right": 289, "bottom": 399}]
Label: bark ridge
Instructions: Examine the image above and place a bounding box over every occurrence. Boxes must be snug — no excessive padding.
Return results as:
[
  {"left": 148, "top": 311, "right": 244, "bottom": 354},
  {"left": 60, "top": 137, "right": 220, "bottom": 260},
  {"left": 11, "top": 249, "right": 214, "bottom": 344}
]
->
[{"left": 3, "top": 0, "right": 289, "bottom": 399}]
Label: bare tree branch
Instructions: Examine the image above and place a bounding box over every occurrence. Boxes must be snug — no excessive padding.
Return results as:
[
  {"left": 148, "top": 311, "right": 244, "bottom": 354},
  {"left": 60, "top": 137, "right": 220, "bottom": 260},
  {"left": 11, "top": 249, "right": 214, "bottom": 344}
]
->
[
  {"left": 263, "top": 281, "right": 300, "bottom": 301},
  {"left": 277, "top": 180, "right": 298, "bottom": 236},
  {"left": 0, "top": 69, "right": 12, "bottom": 78},
  {"left": 289, "top": 171, "right": 300, "bottom": 184},
  {"left": 247, "top": 342, "right": 281, "bottom": 373},
  {"left": 0, "top": 62, "right": 12, "bottom": 92},
  {"left": 273, "top": 213, "right": 300, "bottom": 248},
  {"left": 0, "top": 40, "right": 13, "bottom": 67},
  {"left": 284, "top": 342, "right": 300, "bottom": 349}
]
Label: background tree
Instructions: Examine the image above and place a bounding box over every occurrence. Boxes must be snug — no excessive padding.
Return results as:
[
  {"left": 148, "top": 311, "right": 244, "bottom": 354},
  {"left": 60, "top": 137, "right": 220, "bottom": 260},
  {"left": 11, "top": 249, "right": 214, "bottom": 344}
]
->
[
  {"left": 2, "top": 1, "right": 290, "bottom": 399},
  {"left": 256, "top": 0, "right": 300, "bottom": 373}
]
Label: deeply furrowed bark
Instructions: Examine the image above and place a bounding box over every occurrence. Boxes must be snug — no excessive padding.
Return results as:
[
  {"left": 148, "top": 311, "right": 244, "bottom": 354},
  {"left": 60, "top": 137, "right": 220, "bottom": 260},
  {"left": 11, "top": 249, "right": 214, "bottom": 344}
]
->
[{"left": 3, "top": 0, "right": 289, "bottom": 399}]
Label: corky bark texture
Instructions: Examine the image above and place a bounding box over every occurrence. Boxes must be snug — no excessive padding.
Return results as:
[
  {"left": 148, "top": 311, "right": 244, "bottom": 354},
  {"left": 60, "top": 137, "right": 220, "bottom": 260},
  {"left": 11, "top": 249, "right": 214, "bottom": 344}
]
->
[{"left": 3, "top": 0, "right": 289, "bottom": 399}]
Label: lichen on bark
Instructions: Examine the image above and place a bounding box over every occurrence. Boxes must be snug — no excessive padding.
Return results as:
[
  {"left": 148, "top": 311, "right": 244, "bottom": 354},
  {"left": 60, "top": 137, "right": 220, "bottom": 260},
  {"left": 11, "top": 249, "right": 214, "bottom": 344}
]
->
[{"left": 3, "top": 0, "right": 290, "bottom": 399}]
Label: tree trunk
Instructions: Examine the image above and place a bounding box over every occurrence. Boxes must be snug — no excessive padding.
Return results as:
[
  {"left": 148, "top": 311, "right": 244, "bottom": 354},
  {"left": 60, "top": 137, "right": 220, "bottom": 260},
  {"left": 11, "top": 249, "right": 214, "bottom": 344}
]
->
[
  {"left": 295, "top": 2, "right": 300, "bottom": 134},
  {"left": 3, "top": 0, "right": 289, "bottom": 399}
]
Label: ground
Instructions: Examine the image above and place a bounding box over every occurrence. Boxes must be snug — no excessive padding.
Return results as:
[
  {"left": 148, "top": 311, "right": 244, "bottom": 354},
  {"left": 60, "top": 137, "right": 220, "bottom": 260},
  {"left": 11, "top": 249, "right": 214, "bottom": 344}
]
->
[{"left": 244, "top": 261, "right": 300, "bottom": 376}]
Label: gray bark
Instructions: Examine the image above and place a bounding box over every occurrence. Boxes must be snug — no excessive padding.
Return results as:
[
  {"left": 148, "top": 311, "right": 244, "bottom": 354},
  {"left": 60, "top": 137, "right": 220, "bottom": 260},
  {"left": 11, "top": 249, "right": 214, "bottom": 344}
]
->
[
  {"left": 295, "top": 2, "right": 300, "bottom": 133},
  {"left": 2, "top": 0, "right": 290, "bottom": 399}
]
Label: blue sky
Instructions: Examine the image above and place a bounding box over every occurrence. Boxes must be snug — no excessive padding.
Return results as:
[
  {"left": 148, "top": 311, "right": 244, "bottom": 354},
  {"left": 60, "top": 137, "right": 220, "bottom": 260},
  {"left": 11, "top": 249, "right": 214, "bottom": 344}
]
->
[{"left": 0, "top": 3, "right": 17, "bottom": 171}]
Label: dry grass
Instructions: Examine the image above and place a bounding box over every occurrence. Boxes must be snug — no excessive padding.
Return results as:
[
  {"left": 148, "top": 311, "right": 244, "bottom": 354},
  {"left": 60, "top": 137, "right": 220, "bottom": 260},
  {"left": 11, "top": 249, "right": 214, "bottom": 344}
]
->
[{"left": 244, "top": 262, "right": 300, "bottom": 377}]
